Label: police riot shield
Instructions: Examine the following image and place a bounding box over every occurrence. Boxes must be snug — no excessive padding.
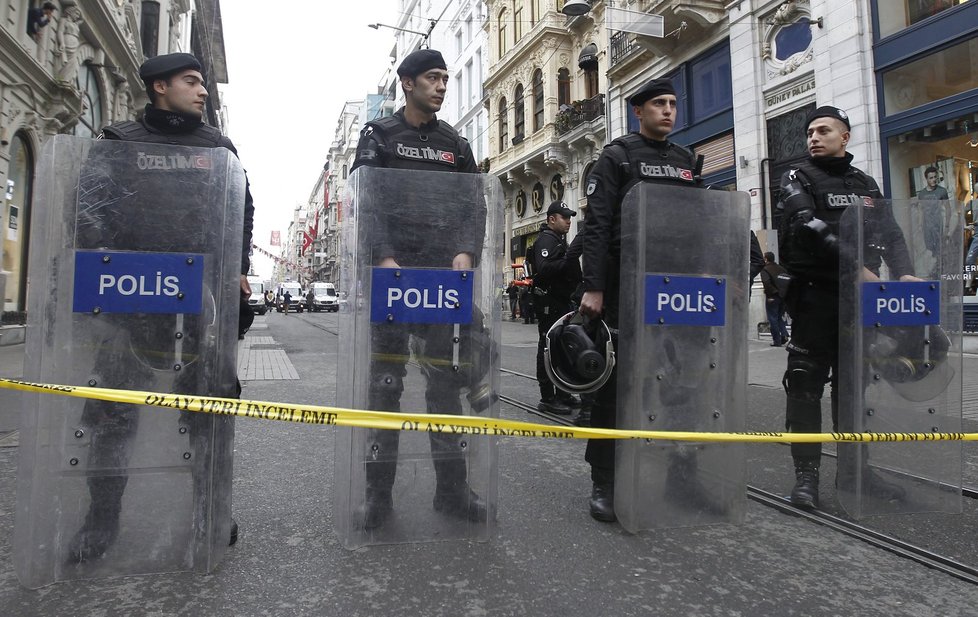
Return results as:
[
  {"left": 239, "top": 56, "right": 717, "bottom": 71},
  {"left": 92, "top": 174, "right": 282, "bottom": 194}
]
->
[
  {"left": 837, "top": 198, "right": 963, "bottom": 519},
  {"left": 615, "top": 183, "right": 750, "bottom": 533},
  {"left": 335, "top": 167, "right": 502, "bottom": 548},
  {"left": 14, "top": 136, "right": 245, "bottom": 587}
]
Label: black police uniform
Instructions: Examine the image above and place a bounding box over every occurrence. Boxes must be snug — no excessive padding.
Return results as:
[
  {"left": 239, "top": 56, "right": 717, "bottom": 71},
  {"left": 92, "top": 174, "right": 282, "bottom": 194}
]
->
[
  {"left": 351, "top": 107, "right": 490, "bottom": 525},
  {"left": 531, "top": 223, "right": 582, "bottom": 404},
  {"left": 67, "top": 102, "right": 253, "bottom": 562},
  {"left": 581, "top": 131, "right": 699, "bottom": 487},
  {"left": 778, "top": 152, "right": 913, "bottom": 501}
]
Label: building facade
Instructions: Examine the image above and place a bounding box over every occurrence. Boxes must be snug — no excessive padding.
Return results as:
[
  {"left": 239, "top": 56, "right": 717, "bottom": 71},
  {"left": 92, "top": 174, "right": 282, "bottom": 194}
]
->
[
  {"left": 0, "top": 0, "right": 228, "bottom": 313},
  {"left": 486, "top": 0, "right": 608, "bottom": 281}
]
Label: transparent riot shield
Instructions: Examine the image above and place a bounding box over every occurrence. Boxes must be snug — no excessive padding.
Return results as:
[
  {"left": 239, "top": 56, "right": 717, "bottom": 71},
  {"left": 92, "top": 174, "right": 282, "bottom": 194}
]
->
[
  {"left": 335, "top": 167, "right": 502, "bottom": 548},
  {"left": 837, "top": 198, "right": 963, "bottom": 519},
  {"left": 615, "top": 184, "right": 750, "bottom": 533},
  {"left": 14, "top": 136, "right": 245, "bottom": 588}
]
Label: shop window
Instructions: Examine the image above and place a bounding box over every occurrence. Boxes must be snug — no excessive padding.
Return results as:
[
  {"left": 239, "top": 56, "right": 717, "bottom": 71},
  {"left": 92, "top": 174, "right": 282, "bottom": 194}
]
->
[
  {"left": 882, "top": 37, "right": 978, "bottom": 116},
  {"left": 766, "top": 103, "right": 816, "bottom": 232},
  {"left": 876, "top": 0, "right": 973, "bottom": 40},
  {"left": 514, "top": 84, "right": 525, "bottom": 141},
  {"left": 557, "top": 68, "right": 570, "bottom": 107},
  {"left": 532, "top": 69, "right": 544, "bottom": 131}
]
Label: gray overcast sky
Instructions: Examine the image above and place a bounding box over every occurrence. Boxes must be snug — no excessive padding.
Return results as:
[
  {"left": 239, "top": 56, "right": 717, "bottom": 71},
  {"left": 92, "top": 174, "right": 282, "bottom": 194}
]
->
[{"left": 219, "top": 1, "right": 398, "bottom": 280}]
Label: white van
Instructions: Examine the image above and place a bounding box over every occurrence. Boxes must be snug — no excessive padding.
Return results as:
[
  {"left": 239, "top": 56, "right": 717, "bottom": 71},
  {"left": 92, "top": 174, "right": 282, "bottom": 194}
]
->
[
  {"left": 247, "top": 276, "right": 266, "bottom": 315},
  {"left": 308, "top": 282, "right": 338, "bottom": 312}
]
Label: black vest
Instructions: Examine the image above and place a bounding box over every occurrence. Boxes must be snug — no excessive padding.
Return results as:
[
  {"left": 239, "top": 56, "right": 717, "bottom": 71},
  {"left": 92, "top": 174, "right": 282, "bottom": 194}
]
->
[
  {"left": 787, "top": 159, "right": 882, "bottom": 237},
  {"left": 366, "top": 114, "right": 467, "bottom": 172},
  {"left": 101, "top": 120, "right": 227, "bottom": 148},
  {"left": 610, "top": 133, "right": 698, "bottom": 194}
]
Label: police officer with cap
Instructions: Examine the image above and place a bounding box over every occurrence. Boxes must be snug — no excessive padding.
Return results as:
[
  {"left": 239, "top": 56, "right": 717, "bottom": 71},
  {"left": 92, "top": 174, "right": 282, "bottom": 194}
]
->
[
  {"left": 67, "top": 52, "right": 254, "bottom": 561},
  {"left": 578, "top": 77, "right": 702, "bottom": 522},
  {"left": 351, "top": 48, "right": 488, "bottom": 529},
  {"left": 530, "top": 200, "right": 583, "bottom": 415},
  {"left": 100, "top": 52, "right": 255, "bottom": 297},
  {"left": 778, "top": 105, "right": 917, "bottom": 509}
]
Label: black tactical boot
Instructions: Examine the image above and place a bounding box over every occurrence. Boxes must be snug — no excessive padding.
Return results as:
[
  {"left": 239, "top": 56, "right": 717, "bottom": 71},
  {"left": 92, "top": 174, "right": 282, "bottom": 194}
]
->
[
  {"left": 358, "top": 490, "right": 393, "bottom": 530},
  {"left": 66, "top": 505, "right": 122, "bottom": 564},
  {"left": 538, "top": 397, "right": 573, "bottom": 415},
  {"left": 556, "top": 393, "right": 582, "bottom": 409},
  {"left": 573, "top": 407, "right": 591, "bottom": 427},
  {"left": 433, "top": 487, "right": 490, "bottom": 522},
  {"left": 790, "top": 461, "right": 820, "bottom": 509},
  {"left": 589, "top": 483, "right": 616, "bottom": 522}
]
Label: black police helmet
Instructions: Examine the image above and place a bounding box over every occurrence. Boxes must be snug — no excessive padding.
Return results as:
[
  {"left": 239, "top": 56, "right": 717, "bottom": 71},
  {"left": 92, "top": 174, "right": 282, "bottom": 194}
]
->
[
  {"left": 545, "top": 312, "right": 616, "bottom": 394},
  {"left": 866, "top": 325, "right": 953, "bottom": 402}
]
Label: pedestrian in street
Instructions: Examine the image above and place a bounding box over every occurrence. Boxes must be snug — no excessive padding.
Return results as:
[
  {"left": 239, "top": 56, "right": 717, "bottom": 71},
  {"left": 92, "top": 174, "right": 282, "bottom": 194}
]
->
[
  {"left": 265, "top": 289, "right": 275, "bottom": 309},
  {"left": 578, "top": 78, "right": 704, "bottom": 523},
  {"left": 349, "top": 48, "right": 489, "bottom": 530},
  {"left": 306, "top": 288, "right": 315, "bottom": 312},
  {"left": 506, "top": 281, "right": 519, "bottom": 320},
  {"left": 531, "top": 200, "right": 583, "bottom": 416},
  {"left": 759, "top": 251, "right": 790, "bottom": 347},
  {"left": 519, "top": 286, "right": 534, "bottom": 324},
  {"left": 777, "top": 105, "right": 917, "bottom": 509},
  {"left": 67, "top": 52, "right": 255, "bottom": 562},
  {"left": 283, "top": 290, "right": 292, "bottom": 315}
]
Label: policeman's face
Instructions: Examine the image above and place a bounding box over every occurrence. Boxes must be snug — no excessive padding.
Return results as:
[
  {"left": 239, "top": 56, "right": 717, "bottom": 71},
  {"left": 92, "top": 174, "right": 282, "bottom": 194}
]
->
[
  {"left": 635, "top": 95, "right": 677, "bottom": 140},
  {"left": 404, "top": 69, "right": 449, "bottom": 115},
  {"left": 926, "top": 172, "right": 939, "bottom": 188},
  {"left": 548, "top": 214, "right": 572, "bottom": 234},
  {"left": 807, "top": 118, "right": 849, "bottom": 158},
  {"left": 153, "top": 69, "right": 208, "bottom": 118}
]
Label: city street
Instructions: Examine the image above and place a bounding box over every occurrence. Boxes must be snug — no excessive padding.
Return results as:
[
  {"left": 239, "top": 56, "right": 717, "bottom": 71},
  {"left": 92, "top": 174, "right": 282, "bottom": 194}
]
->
[{"left": 1, "top": 313, "right": 978, "bottom": 615}]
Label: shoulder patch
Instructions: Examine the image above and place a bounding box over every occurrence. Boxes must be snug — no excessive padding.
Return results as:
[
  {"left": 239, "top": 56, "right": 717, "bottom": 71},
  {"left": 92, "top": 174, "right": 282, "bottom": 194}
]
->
[
  {"left": 586, "top": 179, "right": 597, "bottom": 196},
  {"left": 540, "top": 249, "right": 549, "bottom": 258}
]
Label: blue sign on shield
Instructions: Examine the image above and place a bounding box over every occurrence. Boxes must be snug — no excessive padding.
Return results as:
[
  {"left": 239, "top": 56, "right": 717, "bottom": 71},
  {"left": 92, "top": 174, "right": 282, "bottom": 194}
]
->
[
  {"left": 861, "top": 281, "right": 940, "bottom": 327},
  {"left": 370, "top": 267, "right": 473, "bottom": 325},
  {"left": 73, "top": 250, "right": 205, "bottom": 314},
  {"left": 645, "top": 274, "right": 726, "bottom": 326}
]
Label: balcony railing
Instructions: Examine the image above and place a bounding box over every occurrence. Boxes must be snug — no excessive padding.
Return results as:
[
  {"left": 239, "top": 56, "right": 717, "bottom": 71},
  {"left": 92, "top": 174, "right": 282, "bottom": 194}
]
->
[
  {"left": 555, "top": 94, "right": 605, "bottom": 135},
  {"left": 610, "top": 31, "right": 637, "bottom": 67}
]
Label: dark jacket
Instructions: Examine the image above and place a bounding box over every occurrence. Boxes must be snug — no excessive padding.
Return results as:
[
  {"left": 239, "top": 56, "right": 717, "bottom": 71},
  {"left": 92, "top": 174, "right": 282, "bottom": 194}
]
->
[
  {"left": 760, "top": 262, "right": 788, "bottom": 298},
  {"left": 581, "top": 132, "right": 698, "bottom": 292},
  {"left": 350, "top": 108, "right": 483, "bottom": 267},
  {"left": 531, "top": 224, "right": 582, "bottom": 304},
  {"left": 100, "top": 105, "right": 255, "bottom": 276}
]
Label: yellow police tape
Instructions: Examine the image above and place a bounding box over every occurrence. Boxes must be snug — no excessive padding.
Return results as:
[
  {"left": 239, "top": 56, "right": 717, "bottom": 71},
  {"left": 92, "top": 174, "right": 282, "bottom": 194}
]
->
[{"left": 1, "top": 377, "right": 975, "bottom": 444}]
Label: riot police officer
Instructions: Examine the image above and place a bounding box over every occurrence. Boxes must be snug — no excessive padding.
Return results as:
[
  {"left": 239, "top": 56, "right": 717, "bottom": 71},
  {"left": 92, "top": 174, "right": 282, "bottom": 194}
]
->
[
  {"left": 350, "top": 48, "right": 489, "bottom": 529},
  {"left": 67, "top": 53, "right": 253, "bottom": 562},
  {"left": 531, "top": 201, "right": 583, "bottom": 415},
  {"left": 578, "top": 78, "right": 702, "bottom": 522},
  {"left": 778, "top": 105, "right": 916, "bottom": 509}
]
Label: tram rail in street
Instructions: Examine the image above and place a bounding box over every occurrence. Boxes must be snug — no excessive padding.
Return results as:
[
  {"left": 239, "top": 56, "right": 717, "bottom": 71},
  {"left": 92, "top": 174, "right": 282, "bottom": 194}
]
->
[{"left": 499, "top": 365, "right": 978, "bottom": 587}]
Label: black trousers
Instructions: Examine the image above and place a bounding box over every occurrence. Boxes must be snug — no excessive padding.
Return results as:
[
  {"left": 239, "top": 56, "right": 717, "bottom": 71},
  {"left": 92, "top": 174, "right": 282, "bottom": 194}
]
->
[
  {"left": 535, "top": 295, "right": 573, "bottom": 401},
  {"left": 784, "top": 284, "right": 840, "bottom": 462},
  {"left": 584, "top": 278, "right": 619, "bottom": 485},
  {"left": 364, "top": 323, "right": 473, "bottom": 494}
]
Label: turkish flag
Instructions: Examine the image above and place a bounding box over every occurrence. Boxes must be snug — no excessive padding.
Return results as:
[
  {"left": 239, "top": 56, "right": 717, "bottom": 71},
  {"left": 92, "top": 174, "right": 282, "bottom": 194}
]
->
[{"left": 301, "top": 231, "right": 313, "bottom": 255}]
